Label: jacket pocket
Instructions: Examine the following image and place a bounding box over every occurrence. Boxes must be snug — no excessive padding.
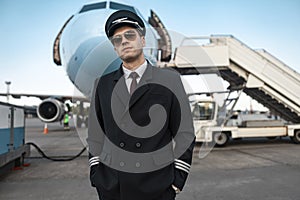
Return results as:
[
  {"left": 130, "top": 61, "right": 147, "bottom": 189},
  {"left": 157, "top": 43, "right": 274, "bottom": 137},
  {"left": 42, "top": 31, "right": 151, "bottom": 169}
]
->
[
  {"left": 152, "top": 148, "right": 174, "bottom": 166},
  {"left": 99, "top": 151, "right": 111, "bottom": 165}
]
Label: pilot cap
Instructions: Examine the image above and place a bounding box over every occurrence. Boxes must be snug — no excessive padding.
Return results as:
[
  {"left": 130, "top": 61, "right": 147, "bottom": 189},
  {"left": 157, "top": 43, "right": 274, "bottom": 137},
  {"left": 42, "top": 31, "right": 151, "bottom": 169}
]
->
[{"left": 105, "top": 10, "right": 145, "bottom": 38}]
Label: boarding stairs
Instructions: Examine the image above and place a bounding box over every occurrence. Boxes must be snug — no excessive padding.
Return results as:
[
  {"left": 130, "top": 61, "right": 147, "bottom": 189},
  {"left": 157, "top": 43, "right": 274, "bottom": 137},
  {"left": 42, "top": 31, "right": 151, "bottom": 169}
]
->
[{"left": 168, "top": 35, "right": 300, "bottom": 123}]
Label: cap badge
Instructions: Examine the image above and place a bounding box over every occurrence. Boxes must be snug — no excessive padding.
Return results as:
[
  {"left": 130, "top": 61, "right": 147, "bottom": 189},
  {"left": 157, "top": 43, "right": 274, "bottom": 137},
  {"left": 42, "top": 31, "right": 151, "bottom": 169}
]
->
[{"left": 112, "top": 17, "right": 128, "bottom": 24}]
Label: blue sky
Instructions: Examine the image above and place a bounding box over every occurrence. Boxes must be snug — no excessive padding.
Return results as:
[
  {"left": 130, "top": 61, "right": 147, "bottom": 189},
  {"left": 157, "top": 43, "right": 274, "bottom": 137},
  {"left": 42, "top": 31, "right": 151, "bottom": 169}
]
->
[{"left": 0, "top": 0, "right": 300, "bottom": 108}]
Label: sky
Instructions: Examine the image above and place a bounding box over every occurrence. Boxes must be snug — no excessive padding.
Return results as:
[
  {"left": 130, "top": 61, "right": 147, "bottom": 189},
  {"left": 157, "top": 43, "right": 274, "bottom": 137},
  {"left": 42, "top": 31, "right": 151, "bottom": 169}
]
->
[{"left": 0, "top": 0, "right": 300, "bottom": 110}]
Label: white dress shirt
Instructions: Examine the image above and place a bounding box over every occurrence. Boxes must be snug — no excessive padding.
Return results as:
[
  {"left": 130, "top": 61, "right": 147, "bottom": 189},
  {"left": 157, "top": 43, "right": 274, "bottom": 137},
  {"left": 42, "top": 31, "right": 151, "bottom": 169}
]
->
[{"left": 122, "top": 60, "right": 147, "bottom": 93}]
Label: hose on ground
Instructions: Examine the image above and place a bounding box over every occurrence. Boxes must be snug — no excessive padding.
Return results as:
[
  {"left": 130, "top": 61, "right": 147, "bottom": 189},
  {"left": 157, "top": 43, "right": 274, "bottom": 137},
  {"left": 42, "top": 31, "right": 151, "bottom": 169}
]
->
[{"left": 26, "top": 142, "right": 86, "bottom": 161}]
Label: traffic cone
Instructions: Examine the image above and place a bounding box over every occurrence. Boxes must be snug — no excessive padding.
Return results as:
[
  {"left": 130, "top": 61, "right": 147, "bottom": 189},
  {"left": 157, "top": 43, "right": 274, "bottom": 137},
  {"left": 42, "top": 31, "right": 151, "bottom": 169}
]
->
[{"left": 43, "top": 123, "right": 48, "bottom": 134}]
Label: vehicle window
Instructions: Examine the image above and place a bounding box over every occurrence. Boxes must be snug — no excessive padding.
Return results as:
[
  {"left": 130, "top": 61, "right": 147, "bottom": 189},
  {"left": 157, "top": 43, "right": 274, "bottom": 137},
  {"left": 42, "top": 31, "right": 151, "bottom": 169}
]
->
[{"left": 192, "top": 102, "right": 215, "bottom": 120}]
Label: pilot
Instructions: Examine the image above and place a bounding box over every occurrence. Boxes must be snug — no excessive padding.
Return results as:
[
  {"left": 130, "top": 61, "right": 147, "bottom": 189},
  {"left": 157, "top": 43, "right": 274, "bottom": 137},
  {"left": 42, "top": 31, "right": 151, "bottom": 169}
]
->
[{"left": 87, "top": 10, "right": 195, "bottom": 200}]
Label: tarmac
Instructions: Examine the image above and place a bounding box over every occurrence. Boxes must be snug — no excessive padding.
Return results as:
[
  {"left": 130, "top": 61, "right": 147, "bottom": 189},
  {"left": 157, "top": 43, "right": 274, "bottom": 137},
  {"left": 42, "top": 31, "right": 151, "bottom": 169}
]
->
[{"left": 0, "top": 118, "right": 300, "bottom": 200}]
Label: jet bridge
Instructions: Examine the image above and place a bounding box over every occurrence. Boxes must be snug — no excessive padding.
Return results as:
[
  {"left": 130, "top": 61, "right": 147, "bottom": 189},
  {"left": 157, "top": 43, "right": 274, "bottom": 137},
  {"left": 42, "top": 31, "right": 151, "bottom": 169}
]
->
[{"left": 169, "top": 35, "right": 300, "bottom": 123}]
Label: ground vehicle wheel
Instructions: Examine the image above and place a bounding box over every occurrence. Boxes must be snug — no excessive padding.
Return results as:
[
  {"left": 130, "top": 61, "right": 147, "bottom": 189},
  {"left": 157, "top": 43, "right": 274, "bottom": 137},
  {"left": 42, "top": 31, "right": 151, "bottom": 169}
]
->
[
  {"left": 213, "top": 132, "right": 229, "bottom": 147},
  {"left": 290, "top": 130, "right": 300, "bottom": 144}
]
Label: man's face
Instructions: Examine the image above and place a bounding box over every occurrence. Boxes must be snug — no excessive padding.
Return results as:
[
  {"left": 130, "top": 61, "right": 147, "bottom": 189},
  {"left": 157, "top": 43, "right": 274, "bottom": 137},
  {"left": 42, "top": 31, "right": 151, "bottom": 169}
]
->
[{"left": 111, "top": 26, "right": 145, "bottom": 63}]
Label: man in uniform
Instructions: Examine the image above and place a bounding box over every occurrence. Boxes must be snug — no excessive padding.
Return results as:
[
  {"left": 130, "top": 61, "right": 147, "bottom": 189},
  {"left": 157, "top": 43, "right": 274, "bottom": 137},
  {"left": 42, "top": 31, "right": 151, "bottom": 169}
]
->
[{"left": 87, "top": 10, "right": 195, "bottom": 200}]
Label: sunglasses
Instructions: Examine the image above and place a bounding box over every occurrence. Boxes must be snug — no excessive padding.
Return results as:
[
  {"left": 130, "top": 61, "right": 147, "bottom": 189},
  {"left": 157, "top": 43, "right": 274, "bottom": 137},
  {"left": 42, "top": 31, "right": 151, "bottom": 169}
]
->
[{"left": 110, "top": 30, "right": 138, "bottom": 46}]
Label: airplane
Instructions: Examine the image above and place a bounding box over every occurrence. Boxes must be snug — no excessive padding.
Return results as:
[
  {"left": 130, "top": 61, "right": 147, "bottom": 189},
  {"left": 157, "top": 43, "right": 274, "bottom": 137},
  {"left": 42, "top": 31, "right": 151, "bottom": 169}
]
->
[
  {"left": 0, "top": 0, "right": 171, "bottom": 126},
  {"left": 53, "top": 0, "right": 171, "bottom": 97}
]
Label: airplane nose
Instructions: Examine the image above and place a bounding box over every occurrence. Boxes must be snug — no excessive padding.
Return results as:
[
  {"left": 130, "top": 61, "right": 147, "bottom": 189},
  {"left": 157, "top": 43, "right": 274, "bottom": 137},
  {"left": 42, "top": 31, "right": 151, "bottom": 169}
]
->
[
  {"left": 66, "top": 35, "right": 121, "bottom": 98},
  {"left": 58, "top": 10, "right": 122, "bottom": 98}
]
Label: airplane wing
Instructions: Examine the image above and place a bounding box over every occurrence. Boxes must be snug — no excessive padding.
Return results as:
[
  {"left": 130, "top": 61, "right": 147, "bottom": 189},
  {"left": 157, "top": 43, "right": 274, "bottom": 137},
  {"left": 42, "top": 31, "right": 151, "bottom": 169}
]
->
[{"left": 0, "top": 93, "right": 88, "bottom": 102}]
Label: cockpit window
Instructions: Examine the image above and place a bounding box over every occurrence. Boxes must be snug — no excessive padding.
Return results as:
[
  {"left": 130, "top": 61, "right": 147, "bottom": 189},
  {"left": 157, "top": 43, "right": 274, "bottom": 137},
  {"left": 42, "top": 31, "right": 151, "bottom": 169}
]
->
[
  {"left": 79, "top": 2, "right": 107, "bottom": 13},
  {"left": 109, "top": 1, "right": 135, "bottom": 12}
]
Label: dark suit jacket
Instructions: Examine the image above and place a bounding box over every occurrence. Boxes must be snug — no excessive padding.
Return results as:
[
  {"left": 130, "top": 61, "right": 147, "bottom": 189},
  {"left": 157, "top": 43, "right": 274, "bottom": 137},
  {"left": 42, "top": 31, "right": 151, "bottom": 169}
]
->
[{"left": 87, "top": 62, "right": 195, "bottom": 200}]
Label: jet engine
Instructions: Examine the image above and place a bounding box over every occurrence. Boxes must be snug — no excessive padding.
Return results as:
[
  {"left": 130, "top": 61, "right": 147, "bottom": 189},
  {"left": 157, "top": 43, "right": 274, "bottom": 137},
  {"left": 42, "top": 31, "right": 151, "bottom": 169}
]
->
[{"left": 37, "top": 98, "right": 66, "bottom": 123}]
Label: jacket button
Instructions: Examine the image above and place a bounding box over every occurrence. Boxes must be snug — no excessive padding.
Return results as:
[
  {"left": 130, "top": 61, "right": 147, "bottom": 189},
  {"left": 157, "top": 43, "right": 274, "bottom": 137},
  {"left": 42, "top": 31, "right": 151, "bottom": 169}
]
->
[
  {"left": 135, "top": 162, "right": 141, "bottom": 168},
  {"left": 135, "top": 142, "right": 141, "bottom": 148},
  {"left": 120, "top": 162, "right": 125, "bottom": 167},
  {"left": 119, "top": 142, "right": 125, "bottom": 148}
]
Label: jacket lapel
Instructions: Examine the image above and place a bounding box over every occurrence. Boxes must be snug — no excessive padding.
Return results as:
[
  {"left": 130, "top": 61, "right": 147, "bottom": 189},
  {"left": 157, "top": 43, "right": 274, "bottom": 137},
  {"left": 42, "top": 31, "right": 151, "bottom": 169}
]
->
[
  {"left": 128, "top": 63, "right": 152, "bottom": 109},
  {"left": 113, "top": 67, "right": 130, "bottom": 108}
]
